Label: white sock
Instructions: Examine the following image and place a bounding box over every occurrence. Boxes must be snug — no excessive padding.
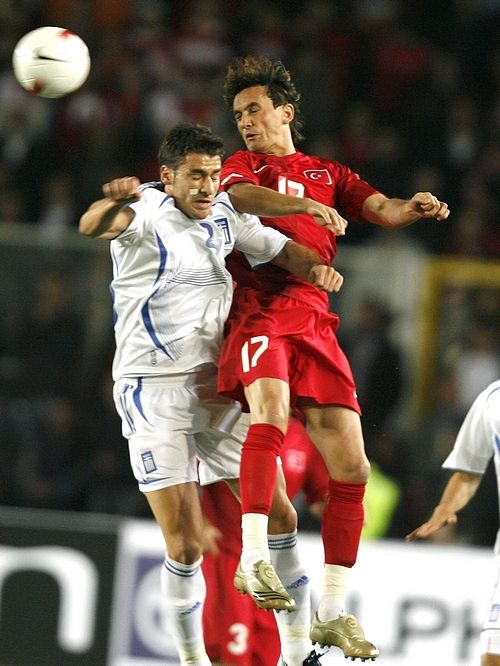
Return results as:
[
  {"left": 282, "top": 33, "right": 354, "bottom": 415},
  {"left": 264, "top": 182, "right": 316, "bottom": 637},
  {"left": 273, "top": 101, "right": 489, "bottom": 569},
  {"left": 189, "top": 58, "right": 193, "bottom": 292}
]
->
[
  {"left": 317, "top": 563, "right": 349, "bottom": 622},
  {"left": 161, "top": 556, "right": 211, "bottom": 666},
  {"left": 241, "top": 512, "right": 270, "bottom": 571},
  {"left": 269, "top": 531, "right": 312, "bottom": 665}
]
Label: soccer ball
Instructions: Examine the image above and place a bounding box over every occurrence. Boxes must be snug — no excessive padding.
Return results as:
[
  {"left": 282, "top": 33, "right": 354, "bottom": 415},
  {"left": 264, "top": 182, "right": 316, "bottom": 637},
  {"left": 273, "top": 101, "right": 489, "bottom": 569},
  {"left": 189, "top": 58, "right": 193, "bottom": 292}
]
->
[{"left": 12, "top": 26, "right": 90, "bottom": 99}]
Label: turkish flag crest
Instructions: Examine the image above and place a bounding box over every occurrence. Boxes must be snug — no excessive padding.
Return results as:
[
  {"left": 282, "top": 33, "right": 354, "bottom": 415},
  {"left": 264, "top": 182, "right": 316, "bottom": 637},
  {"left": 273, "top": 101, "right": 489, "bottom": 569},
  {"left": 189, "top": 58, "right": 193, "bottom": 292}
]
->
[{"left": 303, "top": 169, "right": 332, "bottom": 184}]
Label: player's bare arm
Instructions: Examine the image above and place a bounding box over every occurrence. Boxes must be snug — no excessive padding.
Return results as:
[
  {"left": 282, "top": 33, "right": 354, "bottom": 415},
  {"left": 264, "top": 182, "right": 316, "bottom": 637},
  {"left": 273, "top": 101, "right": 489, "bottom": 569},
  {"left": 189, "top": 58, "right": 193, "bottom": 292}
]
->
[
  {"left": 304, "top": 198, "right": 348, "bottom": 236},
  {"left": 363, "top": 191, "right": 450, "bottom": 229},
  {"left": 308, "top": 499, "right": 326, "bottom": 520},
  {"left": 405, "top": 471, "right": 481, "bottom": 542},
  {"left": 201, "top": 515, "right": 223, "bottom": 556},
  {"left": 227, "top": 182, "right": 348, "bottom": 236},
  {"left": 272, "top": 240, "right": 344, "bottom": 292},
  {"left": 307, "top": 264, "right": 344, "bottom": 292},
  {"left": 79, "top": 176, "right": 141, "bottom": 239}
]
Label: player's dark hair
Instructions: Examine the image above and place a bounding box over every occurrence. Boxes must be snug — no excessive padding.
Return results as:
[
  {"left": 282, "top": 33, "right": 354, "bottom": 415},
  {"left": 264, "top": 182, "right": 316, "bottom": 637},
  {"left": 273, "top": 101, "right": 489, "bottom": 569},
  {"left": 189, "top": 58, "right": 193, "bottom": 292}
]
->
[
  {"left": 158, "top": 123, "right": 224, "bottom": 169},
  {"left": 223, "top": 56, "right": 304, "bottom": 144}
]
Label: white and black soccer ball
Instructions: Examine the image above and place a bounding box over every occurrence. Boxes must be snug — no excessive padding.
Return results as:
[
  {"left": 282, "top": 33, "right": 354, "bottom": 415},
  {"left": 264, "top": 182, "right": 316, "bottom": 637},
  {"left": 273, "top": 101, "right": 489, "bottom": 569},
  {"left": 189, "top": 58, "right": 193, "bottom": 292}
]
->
[{"left": 12, "top": 26, "right": 91, "bottom": 98}]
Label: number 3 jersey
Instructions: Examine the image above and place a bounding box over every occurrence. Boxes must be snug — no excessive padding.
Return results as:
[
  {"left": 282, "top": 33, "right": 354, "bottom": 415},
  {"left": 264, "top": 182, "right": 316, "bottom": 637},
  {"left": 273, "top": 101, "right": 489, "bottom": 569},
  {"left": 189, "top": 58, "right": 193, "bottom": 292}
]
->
[
  {"left": 220, "top": 149, "right": 380, "bottom": 308},
  {"left": 109, "top": 187, "right": 288, "bottom": 380}
]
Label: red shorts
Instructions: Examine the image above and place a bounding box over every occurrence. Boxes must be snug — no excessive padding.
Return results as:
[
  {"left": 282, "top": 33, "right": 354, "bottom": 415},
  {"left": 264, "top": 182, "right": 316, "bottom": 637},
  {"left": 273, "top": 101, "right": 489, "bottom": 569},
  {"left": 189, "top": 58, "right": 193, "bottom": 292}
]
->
[
  {"left": 218, "top": 290, "right": 361, "bottom": 415},
  {"left": 202, "top": 549, "right": 280, "bottom": 665}
]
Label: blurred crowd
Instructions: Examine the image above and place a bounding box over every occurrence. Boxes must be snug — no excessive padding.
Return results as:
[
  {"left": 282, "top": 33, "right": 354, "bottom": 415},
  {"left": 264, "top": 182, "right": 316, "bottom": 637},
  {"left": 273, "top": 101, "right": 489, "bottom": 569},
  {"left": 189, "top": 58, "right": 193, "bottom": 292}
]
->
[
  {"left": 0, "top": 0, "right": 499, "bottom": 543},
  {"left": 1, "top": 0, "right": 499, "bottom": 256}
]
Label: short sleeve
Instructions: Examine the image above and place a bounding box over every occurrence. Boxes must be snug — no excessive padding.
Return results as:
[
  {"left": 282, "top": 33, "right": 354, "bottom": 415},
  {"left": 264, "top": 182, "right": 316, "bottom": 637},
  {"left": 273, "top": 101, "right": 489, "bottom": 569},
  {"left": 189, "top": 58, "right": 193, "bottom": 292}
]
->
[
  {"left": 115, "top": 192, "right": 152, "bottom": 245},
  {"left": 220, "top": 151, "right": 258, "bottom": 190},
  {"left": 335, "top": 164, "right": 382, "bottom": 223},
  {"left": 442, "top": 386, "right": 497, "bottom": 474},
  {"left": 232, "top": 212, "right": 289, "bottom": 267}
]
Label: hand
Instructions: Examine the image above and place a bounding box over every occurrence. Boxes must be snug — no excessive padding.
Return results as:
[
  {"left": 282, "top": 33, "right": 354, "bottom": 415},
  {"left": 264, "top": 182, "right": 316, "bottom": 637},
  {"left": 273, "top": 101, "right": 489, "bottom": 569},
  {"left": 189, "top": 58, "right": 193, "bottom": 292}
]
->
[
  {"left": 405, "top": 505, "right": 457, "bottom": 542},
  {"left": 408, "top": 192, "right": 450, "bottom": 221},
  {"left": 304, "top": 199, "right": 348, "bottom": 236},
  {"left": 103, "top": 176, "right": 142, "bottom": 203},
  {"left": 308, "top": 265, "right": 344, "bottom": 292},
  {"left": 201, "top": 520, "right": 223, "bottom": 555}
]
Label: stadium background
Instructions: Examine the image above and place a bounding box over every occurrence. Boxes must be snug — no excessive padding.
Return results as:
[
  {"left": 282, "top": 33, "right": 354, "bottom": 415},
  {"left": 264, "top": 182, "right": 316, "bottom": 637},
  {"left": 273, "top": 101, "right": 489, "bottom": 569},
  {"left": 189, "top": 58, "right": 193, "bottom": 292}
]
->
[{"left": 0, "top": 1, "right": 499, "bottom": 664}]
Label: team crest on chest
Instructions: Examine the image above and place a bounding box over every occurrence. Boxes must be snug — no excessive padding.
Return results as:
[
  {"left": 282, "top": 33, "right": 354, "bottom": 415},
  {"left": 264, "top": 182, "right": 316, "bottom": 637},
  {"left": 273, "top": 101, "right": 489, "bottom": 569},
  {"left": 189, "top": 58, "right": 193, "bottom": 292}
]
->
[
  {"left": 213, "top": 217, "right": 232, "bottom": 245},
  {"left": 303, "top": 169, "right": 332, "bottom": 184},
  {"left": 199, "top": 217, "right": 232, "bottom": 252}
]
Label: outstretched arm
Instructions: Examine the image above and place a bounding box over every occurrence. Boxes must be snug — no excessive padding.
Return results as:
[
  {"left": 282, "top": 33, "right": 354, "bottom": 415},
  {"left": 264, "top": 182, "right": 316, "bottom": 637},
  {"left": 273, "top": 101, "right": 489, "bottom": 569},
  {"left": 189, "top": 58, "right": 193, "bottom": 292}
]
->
[
  {"left": 227, "top": 182, "right": 348, "bottom": 236},
  {"left": 271, "top": 240, "right": 344, "bottom": 293},
  {"left": 79, "top": 176, "right": 141, "bottom": 239},
  {"left": 405, "top": 471, "right": 482, "bottom": 542},
  {"left": 363, "top": 192, "right": 450, "bottom": 229}
]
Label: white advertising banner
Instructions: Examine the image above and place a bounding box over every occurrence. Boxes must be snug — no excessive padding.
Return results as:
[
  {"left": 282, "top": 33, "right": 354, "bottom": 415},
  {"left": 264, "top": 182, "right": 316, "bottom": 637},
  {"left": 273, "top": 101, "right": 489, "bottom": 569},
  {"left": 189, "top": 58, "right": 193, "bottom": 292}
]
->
[{"left": 109, "top": 520, "right": 493, "bottom": 666}]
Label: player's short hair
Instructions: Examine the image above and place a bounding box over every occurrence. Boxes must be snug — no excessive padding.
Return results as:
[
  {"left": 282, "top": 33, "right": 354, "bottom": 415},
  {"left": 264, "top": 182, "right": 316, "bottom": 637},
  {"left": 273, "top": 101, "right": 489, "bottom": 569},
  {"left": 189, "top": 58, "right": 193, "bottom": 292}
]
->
[
  {"left": 158, "top": 123, "right": 224, "bottom": 170},
  {"left": 223, "top": 56, "right": 304, "bottom": 144}
]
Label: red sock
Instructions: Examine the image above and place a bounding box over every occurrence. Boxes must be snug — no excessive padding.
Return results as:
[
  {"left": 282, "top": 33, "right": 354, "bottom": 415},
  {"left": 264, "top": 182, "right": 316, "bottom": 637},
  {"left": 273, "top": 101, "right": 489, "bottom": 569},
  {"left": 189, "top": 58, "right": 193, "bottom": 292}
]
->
[
  {"left": 321, "top": 478, "right": 366, "bottom": 567},
  {"left": 240, "top": 423, "right": 284, "bottom": 515}
]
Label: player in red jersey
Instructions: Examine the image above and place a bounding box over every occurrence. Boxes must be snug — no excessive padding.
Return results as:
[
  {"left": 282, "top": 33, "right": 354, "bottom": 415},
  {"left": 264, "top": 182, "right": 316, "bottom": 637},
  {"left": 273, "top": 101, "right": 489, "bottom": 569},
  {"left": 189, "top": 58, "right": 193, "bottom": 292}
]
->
[
  {"left": 218, "top": 56, "right": 450, "bottom": 662},
  {"left": 202, "top": 416, "right": 328, "bottom": 666}
]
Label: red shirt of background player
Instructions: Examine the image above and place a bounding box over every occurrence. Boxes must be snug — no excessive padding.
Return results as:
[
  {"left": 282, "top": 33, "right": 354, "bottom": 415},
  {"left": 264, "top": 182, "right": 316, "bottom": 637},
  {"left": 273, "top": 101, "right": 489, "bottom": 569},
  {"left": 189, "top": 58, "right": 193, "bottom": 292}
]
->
[{"left": 202, "top": 418, "right": 328, "bottom": 666}]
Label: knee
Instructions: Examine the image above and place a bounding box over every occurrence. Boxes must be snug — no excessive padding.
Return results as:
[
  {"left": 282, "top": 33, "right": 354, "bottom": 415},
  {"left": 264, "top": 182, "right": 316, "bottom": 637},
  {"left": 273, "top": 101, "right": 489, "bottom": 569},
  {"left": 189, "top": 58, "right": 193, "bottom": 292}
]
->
[
  {"left": 248, "top": 398, "right": 289, "bottom": 432},
  {"left": 322, "top": 440, "right": 371, "bottom": 483},
  {"left": 313, "top": 419, "right": 371, "bottom": 483},
  {"left": 346, "top": 457, "right": 371, "bottom": 483},
  {"left": 167, "top": 535, "right": 203, "bottom": 564}
]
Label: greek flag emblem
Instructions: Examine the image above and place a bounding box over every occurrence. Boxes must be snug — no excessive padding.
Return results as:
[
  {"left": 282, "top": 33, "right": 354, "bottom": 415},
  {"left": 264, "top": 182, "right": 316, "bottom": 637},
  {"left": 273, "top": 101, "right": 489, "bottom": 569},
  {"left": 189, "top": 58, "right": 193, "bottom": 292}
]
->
[
  {"left": 489, "top": 604, "right": 500, "bottom": 622},
  {"left": 141, "top": 451, "right": 157, "bottom": 473},
  {"left": 214, "top": 217, "right": 232, "bottom": 245}
]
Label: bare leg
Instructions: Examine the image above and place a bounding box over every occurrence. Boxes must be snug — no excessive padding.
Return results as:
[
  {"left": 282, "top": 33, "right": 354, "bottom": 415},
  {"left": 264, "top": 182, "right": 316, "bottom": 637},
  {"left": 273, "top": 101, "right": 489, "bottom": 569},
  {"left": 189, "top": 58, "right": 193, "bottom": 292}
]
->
[
  {"left": 146, "top": 481, "right": 205, "bottom": 562},
  {"left": 301, "top": 402, "right": 369, "bottom": 483},
  {"left": 300, "top": 401, "right": 378, "bottom": 660},
  {"left": 145, "top": 483, "right": 210, "bottom": 665}
]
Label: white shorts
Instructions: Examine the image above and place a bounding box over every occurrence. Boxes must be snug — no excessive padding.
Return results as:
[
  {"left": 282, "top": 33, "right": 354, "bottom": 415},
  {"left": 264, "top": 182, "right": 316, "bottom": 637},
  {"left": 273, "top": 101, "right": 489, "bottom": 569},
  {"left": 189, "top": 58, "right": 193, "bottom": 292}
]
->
[
  {"left": 480, "top": 553, "right": 500, "bottom": 656},
  {"left": 113, "top": 370, "right": 248, "bottom": 493}
]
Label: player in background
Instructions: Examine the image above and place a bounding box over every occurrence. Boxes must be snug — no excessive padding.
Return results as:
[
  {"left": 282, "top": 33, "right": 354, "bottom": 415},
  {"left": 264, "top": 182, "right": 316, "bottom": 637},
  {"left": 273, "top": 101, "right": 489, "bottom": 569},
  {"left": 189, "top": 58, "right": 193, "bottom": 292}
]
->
[
  {"left": 202, "top": 416, "right": 329, "bottom": 666},
  {"left": 406, "top": 380, "right": 500, "bottom": 666},
  {"left": 78, "top": 123, "right": 343, "bottom": 666},
  {"left": 218, "top": 56, "right": 450, "bottom": 661}
]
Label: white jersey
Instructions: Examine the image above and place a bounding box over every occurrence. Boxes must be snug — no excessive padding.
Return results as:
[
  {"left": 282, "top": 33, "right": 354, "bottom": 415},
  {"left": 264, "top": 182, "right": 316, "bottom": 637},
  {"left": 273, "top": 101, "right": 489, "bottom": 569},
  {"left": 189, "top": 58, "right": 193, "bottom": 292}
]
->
[
  {"left": 443, "top": 380, "right": 500, "bottom": 551},
  {"left": 110, "top": 188, "right": 288, "bottom": 379}
]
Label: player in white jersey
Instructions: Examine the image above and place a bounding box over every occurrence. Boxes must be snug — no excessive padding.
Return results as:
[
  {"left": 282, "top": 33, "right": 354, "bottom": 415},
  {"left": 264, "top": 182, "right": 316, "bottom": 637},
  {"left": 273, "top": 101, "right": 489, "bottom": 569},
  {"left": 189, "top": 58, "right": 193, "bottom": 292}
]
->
[
  {"left": 406, "top": 380, "right": 500, "bottom": 666},
  {"left": 111, "top": 183, "right": 287, "bottom": 381},
  {"left": 79, "top": 123, "right": 343, "bottom": 666}
]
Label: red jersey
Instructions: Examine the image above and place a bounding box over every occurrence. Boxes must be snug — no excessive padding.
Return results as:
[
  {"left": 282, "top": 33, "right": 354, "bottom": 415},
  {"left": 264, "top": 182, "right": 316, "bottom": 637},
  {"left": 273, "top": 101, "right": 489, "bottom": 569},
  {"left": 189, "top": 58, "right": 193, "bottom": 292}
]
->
[{"left": 220, "top": 149, "right": 380, "bottom": 306}]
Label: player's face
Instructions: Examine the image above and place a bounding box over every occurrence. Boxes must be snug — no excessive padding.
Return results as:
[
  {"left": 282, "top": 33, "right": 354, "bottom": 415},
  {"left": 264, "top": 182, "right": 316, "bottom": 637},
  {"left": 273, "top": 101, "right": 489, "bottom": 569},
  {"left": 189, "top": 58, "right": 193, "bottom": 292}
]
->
[
  {"left": 161, "top": 153, "right": 221, "bottom": 219},
  {"left": 233, "top": 85, "right": 294, "bottom": 155}
]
